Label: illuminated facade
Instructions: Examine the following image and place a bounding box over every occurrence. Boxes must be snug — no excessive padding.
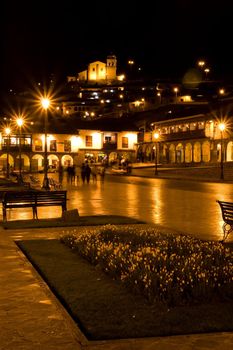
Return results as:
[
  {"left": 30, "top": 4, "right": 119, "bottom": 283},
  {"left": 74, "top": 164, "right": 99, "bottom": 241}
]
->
[
  {"left": 0, "top": 128, "right": 138, "bottom": 172},
  {"left": 136, "top": 112, "right": 233, "bottom": 165},
  {"left": 77, "top": 55, "right": 119, "bottom": 83}
]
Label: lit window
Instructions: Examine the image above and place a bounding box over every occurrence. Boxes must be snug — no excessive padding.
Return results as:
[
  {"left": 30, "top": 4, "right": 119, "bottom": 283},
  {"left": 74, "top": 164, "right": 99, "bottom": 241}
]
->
[
  {"left": 105, "top": 136, "right": 112, "bottom": 143},
  {"left": 85, "top": 135, "right": 93, "bottom": 147},
  {"left": 50, "top": 140, "right": 57, "bottom": 152},
  {"left": 122, "top": 137, "right": 128, "bottom": 148},
  {"left": 35, "top": 138, "right": 42, "bottom": 151},
  {"left": 64, "top": 140, "right": 71, "bottom": 152}
]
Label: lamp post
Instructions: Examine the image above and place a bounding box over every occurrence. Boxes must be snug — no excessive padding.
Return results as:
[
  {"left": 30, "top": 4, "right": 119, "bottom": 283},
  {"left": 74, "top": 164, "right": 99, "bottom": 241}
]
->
[
  {"left": 173, "top": 87, "right": 178, "bottom": 104},
  {"left": 16, "top": 117, "right": 24, "bottom": 184},
  {"left": 5, "top": 127, "right": 11, "bottom": 179},
  {"left": 204, "top": 68, "right": 210, "bottom": 80},
  {"left": 41, "top": 97, "right": 50, "bottom": 190},
  {"left": 154, "top": 132, "right": 159, "bottom": 176},
  {"left": 219, "top": 88, "right": 225, "bottom": 98},
  {"left": 219, "top": 123, "right": 225, "bottom": 180},
  {"left": 157, "top": 92, "right": 161, "bottom": 104}
]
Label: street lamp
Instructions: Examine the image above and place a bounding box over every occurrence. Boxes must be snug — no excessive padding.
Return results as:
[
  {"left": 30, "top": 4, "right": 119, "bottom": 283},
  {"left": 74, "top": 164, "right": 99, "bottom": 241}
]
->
[
  {"left": 198, "top": 60, "right": 205, "bottom": 68},
  {"left": 16, "top": 117, "right": 24, "bottom": 184},
  {"left": 154, "top": 132, "right": 159, "bottom": 176},
  {"left": 204, "top": 68, "right": 210, "bottom": 80},
  {"left": 173, "top": 87, "right": 178, "bottom": 104},
  {"left": 157, "top": 92, "right": 162, "bottom": 104},
  {"left": 219, "top": 123, "right": 225, "bottom": 180},
  {"left": 219, "top": 88, "right": 225, "bottom": 97},
  {"left": 41, "top": 97, "right": 50, "bottom": 190},
  {"left": 4, "top": 127, "right": 11, "bottom": 179}
]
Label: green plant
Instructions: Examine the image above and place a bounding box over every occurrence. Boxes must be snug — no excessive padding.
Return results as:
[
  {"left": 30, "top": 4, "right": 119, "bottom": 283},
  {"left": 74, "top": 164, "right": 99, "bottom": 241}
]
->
[{"left": 61, "top": 225, "right": 233, "bottom": 306}]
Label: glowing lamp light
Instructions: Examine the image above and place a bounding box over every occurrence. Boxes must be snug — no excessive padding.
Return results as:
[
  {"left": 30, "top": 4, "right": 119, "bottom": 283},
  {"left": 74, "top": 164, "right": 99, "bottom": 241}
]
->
[
  {"left": 5, "top": 127, "right": 11, "bottom": 135},
  {"left": 16, "top": 118, "right": 24, "bottom": 127},
  {"left": 41, "top": 98, "right": 50, "bottom": 110},
  {"left": 219, "top": 123, "right": 225, "bottom": 132},
  {"left": 198, "top": 60, "right": 205, "bottom": 67}
]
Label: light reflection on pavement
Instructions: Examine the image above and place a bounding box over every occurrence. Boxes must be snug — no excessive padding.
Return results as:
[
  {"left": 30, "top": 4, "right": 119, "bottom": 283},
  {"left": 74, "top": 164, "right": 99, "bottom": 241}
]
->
[{"left": 2, "top": 173, "right": 233, "bottom": 242}]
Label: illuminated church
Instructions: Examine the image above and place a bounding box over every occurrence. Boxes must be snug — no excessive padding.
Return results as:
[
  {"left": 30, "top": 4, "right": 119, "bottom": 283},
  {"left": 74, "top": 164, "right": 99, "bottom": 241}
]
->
[{"left": 67, "top": 55, "right": 124, "bottom": 84}]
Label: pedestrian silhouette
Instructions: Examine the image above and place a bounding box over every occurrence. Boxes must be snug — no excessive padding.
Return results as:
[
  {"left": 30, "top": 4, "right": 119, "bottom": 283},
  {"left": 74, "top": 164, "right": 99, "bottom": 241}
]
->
[
  {"left": 99, "top": 166, "right": 105, "bottom": 182},
  {"left": 91, "top": 165, "right": 97, "bottom": 182},
  {"left": 85, "top": 164, "right": 91, "bottom": 184},
  {"left": 58, "top": 164, "right": 63, "bottom": 184},
  {"left": 81, "top": 163, "right": 86, "bottom": 184}
]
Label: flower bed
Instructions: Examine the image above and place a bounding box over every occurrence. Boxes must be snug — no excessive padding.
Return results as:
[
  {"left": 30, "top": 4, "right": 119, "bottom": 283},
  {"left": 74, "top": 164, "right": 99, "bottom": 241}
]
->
[{"left": 61, "top": 225, "right": 233, "bottom": 306}]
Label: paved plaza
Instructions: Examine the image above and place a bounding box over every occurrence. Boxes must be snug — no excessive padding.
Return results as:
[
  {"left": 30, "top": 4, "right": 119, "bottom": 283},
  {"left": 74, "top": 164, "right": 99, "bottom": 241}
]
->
[
  {"left": 1, "top": 224, "right": 233, "bottom": 350},
  {"left": 1, "top": 169, "right": 233, "bottom": 349}
]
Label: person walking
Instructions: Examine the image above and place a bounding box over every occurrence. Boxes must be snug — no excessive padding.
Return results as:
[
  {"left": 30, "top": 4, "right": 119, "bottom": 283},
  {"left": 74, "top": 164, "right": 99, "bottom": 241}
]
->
[
  {"left": 81, "top": 163, "right": 86, "bottom": 184},
  {"left": 70, "top": 165, "right": 76, "bottom": 184},
  {"left": 85, "top": 163, "right": 91, "bottom": 184},
  {"left": 75, "top": 164, "right": 80, "bottom": 184},
  {"left": 91, "top": 165, "right": 97, "bottom": 182},
  {"left": 99, "top": 165, "right": 105, "bottom": 182}
]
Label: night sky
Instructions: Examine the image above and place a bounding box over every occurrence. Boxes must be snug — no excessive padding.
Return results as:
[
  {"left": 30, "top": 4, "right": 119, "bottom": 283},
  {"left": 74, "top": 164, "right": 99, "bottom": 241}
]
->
[{"left": 1, "top": 0, "right": 233, "bottom": 91}]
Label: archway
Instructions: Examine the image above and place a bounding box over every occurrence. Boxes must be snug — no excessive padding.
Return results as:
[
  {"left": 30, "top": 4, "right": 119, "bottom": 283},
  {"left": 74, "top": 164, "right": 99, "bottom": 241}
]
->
[
  {"left": 226, "top": 141, "right": 233, "bottom": 162},
  {"left": 202, "top": 141, "right": 210, "bottom": 162},
  {"left": 137, "top": 146, "right": 143, "bottom": 162},
  {"left": 61, "top": 154, "right": 73, "bottom": 167},
  {"left": 16, "top": 154, "right": 30, "bottom": 171},
  {"left": 0, "top": 154, "right": 14, "bottom": 170},
  {"left": 48, "top": 154, "right": 59, "bottom": 170},
  {"left": 145, "top": 145, "right": 151, "bottom": 161},
  {"left": 32, "top": 154, "right": 44, "bottom": 172},
  {"left": 162, "top": 144, "right": 169, "bottom": 163},
  {"left": 176, "top": 143, "right": 184, "bottom": 163},
  {"left": 169, "top": 144, "right": 176, "bottom": 163},
  {"left": 109, "top": 152, "right": 118, "bottom": 166},
  {"left": 193, "top": 142, "right": 201, "bottom": 162},
  {"left": 185, "top": 143, "right": 192, "bottom": 163}
]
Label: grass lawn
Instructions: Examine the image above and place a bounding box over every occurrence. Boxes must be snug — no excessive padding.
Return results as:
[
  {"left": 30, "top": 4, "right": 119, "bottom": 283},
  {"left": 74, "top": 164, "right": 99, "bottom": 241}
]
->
[{"left": 17, "top": 237, "right": 233, "bottom": 341}]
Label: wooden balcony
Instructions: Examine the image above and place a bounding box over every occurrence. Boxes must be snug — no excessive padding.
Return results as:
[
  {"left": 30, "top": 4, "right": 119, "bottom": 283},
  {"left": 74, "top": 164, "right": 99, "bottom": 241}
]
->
[
  {"left": 1, "top": 144, "right": 32, "bottom": 152},
  {"left": 102, "top": 142, "right": 117, "bottom": 151},
  {"left": 160, "top": 129, "right": 206, "bottom": 142}
]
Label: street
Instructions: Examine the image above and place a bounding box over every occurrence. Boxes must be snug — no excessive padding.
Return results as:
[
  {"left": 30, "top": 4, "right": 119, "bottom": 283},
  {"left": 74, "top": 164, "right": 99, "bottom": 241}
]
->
[
  {"left": 2, "top": 172, "right": 233, "bottom": 243},
  {"left": 65, "top": 174, "right": 233, "bottom": 242}
]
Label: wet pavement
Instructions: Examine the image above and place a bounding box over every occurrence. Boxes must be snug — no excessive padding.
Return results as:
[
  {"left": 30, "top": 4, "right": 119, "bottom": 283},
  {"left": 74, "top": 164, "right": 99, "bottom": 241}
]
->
[
  {"left": 1, "top": 169, "right": 233, "bottom": 349},
  {"left": 0, "top": 226, "right": 82, "bottom": 350},
  {"left": 19, "top": 172, "right": 232, "bottom": 243},
  {"left": 2, "top": 171, "right": 233, "bottom": 241}
]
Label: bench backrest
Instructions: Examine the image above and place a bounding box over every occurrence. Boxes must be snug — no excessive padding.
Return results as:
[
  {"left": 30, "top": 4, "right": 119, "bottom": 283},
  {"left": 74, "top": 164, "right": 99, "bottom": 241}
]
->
[
  {"left": 35, "top": 191, "right": 66, "bottom": 204},
  {"left": 2, "top": 191, "right": 37, "bottom": 204},
  {"left": 217, "top": 200, "right": 233, "bottom": 224},
  {"left": 3, "top": 190, "right": 67, "bottom": 205}
]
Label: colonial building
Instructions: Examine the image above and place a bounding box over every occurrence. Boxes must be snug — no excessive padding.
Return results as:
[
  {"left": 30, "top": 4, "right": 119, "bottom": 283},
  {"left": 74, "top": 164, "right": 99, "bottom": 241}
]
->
[
  {"left": 134, "top": 101, "right": 233, "bottom": 166},
  {"left": 0, "top": 116, "right": 138, "bottom": 172}
]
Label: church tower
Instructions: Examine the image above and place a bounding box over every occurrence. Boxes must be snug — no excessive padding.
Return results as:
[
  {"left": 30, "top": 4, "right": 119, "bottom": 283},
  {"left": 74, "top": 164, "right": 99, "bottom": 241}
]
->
[{"left": 106, "top": 55, "right": 117, "bottom": 82}]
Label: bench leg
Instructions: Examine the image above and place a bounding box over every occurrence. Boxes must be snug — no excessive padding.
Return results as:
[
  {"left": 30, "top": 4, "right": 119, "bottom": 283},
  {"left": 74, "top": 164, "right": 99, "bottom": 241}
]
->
[
  {"left": 2, "top": 207, "right": 6, "bottom": 222},
  {"left": 33, "top": 207, "right": 38, "bottom": 220}
]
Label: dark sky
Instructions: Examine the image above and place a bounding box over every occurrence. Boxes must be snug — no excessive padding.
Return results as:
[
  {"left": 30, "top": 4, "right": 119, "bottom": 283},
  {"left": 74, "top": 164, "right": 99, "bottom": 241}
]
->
[{"left": 1, "top": 0, "right": 233, "bottom": 90}]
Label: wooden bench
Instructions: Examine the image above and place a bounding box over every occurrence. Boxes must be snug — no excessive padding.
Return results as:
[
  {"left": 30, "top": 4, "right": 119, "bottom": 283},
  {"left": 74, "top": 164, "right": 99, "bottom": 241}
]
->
[
  {"left": 2, "top": 190, "right": 67, "bottom": 221},
  {"left": 216, "top": 200, "right": 233, "bottom": 242}
]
